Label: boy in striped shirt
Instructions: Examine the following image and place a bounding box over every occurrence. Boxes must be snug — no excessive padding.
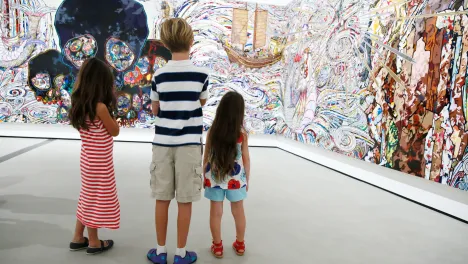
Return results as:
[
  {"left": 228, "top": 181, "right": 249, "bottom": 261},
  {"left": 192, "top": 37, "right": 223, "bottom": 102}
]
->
[{"left": 147, "top": 18, "right": 208, "bottom": 264}]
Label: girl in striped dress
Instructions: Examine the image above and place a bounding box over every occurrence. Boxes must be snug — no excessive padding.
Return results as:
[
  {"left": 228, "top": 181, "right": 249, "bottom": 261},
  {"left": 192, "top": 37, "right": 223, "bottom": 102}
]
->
[{"left": 68, "top": 58, "right": 120, "bottom": 255}]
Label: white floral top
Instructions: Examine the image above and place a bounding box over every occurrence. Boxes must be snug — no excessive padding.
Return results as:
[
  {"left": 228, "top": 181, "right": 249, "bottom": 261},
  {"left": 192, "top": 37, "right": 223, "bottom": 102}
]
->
[{"left": 204, "top": 135, "right": 247, "bottom": 190}]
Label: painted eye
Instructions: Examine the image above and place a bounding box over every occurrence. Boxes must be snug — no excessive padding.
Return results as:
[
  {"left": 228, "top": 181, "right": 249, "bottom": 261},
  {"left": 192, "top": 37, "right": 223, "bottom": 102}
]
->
[
  {"left": 82, "top": 41, "right": 96, "bottom": 56},
  {"left": 54, "top": 75, "right": 66, "bottom": 89},
  {"left": 105, "top": 38, "right": 135, "bottom": 72},
  {"left": 64, "top": 34, "right": 97, "bottom": 68},
  {"left": 60, "top": 90, "right": 71, "bottom": 107},
  {"left": 0, "top": 102, "right": 12, "bottom": 116},
  {"left": 153, "top": 57, "right": 167, "bottom": 72},
  {"left": 124, "top": 70, "right": 138, "bottom": 83},
  {"left": 31, "top": 73, "right": 51, "bottom": 91},
  {"left": 142, "top": 94, "right": 150, "bottom": 103},
  {"left": 6, "top": 87, "right": 26, "bottom": 97},
  {"left": 117, "top": 93, "right": 131, "bottom": 116},
  {"left": 136, "top": 57, "right": 150, "bottom": 75},
  {"left": 133, "top": 94, "right": 142, "bottom": 112},
  {"left": 69, "top": 39, "right": 82, "bottom": 52}
]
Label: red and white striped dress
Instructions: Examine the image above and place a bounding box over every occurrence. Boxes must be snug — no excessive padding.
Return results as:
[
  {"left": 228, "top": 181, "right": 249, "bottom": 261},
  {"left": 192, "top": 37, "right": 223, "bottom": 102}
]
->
[{"left": 77, "top": 119, "right": 120, "bottom": 229}]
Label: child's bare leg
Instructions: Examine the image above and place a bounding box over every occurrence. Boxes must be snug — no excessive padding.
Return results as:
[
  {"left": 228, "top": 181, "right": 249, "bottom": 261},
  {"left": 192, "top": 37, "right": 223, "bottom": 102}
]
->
[
  {"left": 156, "top": 200, "right": 171, "bottom": 246},
  {"left": 72, "top": 219, "right": 86, "bottom": 243},
  {"left": 210, "top": 201, "right": 223, "bottom": 244},
  {"left": 87, "top": 227, "right": 99, "bottom": 247},
  {"left": 231, "top": 200, "right": 246, "bottom": 245},
  {"left": 177, "top": 202, "right": 192, "bottom": 248}
]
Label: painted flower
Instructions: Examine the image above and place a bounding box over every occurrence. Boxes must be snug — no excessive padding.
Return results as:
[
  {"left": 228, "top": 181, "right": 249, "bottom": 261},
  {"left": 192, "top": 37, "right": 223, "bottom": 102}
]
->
[
  {"left": 204, "top": 178, "right": 211, "bottom": 188},
  {"left": 228, "top": 179, "right": 241, "bottom": 190},
  {"left": 230, "top": 162, "right": 241, "bottom": 176},
  {"left": 205, "top": 163, "right": 211, "bottom": 173}
]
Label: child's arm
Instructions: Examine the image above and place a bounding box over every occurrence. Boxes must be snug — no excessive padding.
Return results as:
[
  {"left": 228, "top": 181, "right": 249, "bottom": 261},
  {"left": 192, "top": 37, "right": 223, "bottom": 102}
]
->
[
  {"left": 241, "top": 131, "right": 250, "bottom": 190},
  {"left": 97, "top": 103, "right": 119, "bottom": 137},
  {"left": 200, "top": 99, "right": 207, "bottom": 107},
  {"left": 151, "top": 80, "right": 160, "bottom": 115},
  {"left": 200, "top": 75, "right": 209, "bottom": 107},
  {"left": 203, "top": 130, "right": 211, "bottom": 178},
  {"left": 152, "top": 101, "right": 160, "bottom": 116}
]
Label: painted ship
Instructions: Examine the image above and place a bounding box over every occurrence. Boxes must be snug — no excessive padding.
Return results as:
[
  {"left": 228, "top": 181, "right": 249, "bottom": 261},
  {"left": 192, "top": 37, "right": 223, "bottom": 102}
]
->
[{"left": 223, "top": 4, "right": 285, "bottom": 68}]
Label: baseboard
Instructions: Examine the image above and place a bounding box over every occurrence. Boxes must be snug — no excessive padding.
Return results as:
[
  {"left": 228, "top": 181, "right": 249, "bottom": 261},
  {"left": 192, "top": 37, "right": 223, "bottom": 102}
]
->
[{"left": 1, "top": 122, "right": 467, "bottom": 222}]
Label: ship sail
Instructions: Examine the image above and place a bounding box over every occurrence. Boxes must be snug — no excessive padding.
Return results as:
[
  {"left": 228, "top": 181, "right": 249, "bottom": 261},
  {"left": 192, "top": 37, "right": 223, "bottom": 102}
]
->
[
  {"left": 231, "top": 7, "right": 248, "bottom": 45},
  {"left": 253, "top": 7, "right": 267, "bottom": 49}
]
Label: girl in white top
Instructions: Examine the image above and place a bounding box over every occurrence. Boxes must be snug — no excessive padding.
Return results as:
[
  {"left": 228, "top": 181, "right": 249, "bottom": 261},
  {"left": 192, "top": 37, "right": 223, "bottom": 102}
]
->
[{"left": 203, "top": 91, "right": 251, "bottom": 259}]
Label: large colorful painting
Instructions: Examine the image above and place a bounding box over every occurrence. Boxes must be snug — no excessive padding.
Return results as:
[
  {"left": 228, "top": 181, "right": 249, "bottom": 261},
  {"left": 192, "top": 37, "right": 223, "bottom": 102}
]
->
[
  {"left": 1, "top": 0, "right": 468, "bottom": 192},
  {"left": 281, "top": 0, "right": 468, "bottom": 191},
  {"left": 0, "top": 0, "right": 286, "bottom": 131}
]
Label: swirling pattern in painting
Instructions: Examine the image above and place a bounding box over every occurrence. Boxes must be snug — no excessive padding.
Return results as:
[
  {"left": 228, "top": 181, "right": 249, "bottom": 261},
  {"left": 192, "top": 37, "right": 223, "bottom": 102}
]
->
[
  {"left": 281, "top": 0, "right": 373, "bottom": 160},
  {"left": 178, "top": 0, "right": 287, "bottom": 134},
  {"left": 280, "top": 0, "right": 468, "bottom": 191},
  {"left": 26, "top": 104, "right": 57, "bottom": 123},
  {"left": 325, "top": 30, "right": 355, "bottom": 64},
  {"left": 0, "top": 102, "right": 12, "bottom": 119}
]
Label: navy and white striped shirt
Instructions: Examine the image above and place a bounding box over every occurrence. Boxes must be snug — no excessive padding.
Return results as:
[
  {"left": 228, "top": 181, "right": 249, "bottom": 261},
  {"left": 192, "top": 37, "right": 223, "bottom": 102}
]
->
[{"left": 151, "top": 60, "right": 209, "bottom": 147}]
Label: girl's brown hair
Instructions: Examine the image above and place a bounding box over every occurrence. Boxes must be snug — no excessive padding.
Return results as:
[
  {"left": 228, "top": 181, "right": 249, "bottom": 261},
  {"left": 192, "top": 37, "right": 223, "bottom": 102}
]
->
[
  {"left": 69, "top": 58, "right": 116, "bottom": 130},
  {"left": 208, "top": 91, "right": 245, "bottom": 183}
]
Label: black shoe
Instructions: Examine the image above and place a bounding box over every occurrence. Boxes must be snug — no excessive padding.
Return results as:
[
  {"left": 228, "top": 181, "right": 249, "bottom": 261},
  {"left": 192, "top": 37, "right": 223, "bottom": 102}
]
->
[
  {"left": 69, "top": 237, "right": 89, "bottom": 251},
  {"left": 86, "top": 240, "right": 114, "bottom": 255}
]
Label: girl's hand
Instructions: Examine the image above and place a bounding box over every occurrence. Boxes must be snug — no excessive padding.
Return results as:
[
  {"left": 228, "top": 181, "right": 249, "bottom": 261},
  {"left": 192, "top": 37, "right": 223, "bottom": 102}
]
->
[
  {"left": 97, "top": 103, "right": 120, "bottom": 137},
  {"left": 107, "top": 106, "right": 118, "bottom": 118}
]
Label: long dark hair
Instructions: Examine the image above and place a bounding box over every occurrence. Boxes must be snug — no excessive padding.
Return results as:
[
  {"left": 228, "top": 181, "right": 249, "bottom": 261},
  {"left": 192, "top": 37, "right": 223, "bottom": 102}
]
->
[
  {"left": 69, "top": 58, "right": 116, "bottom": 130},
  {"left": 208, "top": 91, "right": 245, "bottom": 183}
]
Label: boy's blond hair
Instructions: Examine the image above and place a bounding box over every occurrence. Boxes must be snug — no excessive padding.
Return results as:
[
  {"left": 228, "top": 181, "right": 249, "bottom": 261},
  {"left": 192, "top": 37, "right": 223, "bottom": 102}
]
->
[{"left": 160, "top": 18, "right": 193, "bottom": 53}]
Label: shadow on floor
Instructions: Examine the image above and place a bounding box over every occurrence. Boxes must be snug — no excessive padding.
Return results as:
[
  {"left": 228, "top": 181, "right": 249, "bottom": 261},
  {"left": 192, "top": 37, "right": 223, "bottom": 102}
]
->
[
  {"left": 0, "top": 218, "right": 71, "bottom": 250},
  {"left": 0, "top": 176, "right": 25, "bottom": 189},
  {"left": 0, "top": 194, "right": 77, "bottom": 215}
]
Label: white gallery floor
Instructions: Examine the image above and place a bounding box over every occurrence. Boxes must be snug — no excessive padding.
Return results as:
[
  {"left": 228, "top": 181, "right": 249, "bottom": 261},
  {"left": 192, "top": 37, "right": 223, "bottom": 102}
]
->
[{"left": 1, "top": 137, "right": 468, "bottom": 264}]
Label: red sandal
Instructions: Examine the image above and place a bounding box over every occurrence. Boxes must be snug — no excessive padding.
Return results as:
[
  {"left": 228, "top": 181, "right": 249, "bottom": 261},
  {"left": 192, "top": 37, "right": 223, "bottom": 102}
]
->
[
  {"left": 211, "top": 241, "right": 223, "bottom": 258},
  {"left": 233, "top": 240, "right": 245, "bottom": 256}
]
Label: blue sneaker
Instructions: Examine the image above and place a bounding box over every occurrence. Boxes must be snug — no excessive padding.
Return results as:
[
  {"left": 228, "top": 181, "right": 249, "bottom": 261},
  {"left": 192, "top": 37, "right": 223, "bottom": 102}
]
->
[
  {"left": 147, "top": 248, "right": 168, "bottom": 264},
  {"left": 174, "top": 251, "right": 197, "bottom": 264}
]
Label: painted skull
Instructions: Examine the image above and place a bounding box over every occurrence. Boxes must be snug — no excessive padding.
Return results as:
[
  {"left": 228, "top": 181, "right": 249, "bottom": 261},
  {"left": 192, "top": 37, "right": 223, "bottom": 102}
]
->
[
  {"left": 27, "top": 0, "right": 172, "bottom": 126},
  {"left": 28, "top": 50, "right": 74, "bottom": 121},
  {"left": 54, "top": 0, "right": 149, "bottom": 87}
]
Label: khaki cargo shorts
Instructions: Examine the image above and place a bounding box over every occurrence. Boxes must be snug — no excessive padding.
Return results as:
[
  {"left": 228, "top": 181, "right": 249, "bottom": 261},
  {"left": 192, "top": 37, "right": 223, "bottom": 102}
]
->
[{"left": 150, "top": 145, "right": 203, "bottom": 203}]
